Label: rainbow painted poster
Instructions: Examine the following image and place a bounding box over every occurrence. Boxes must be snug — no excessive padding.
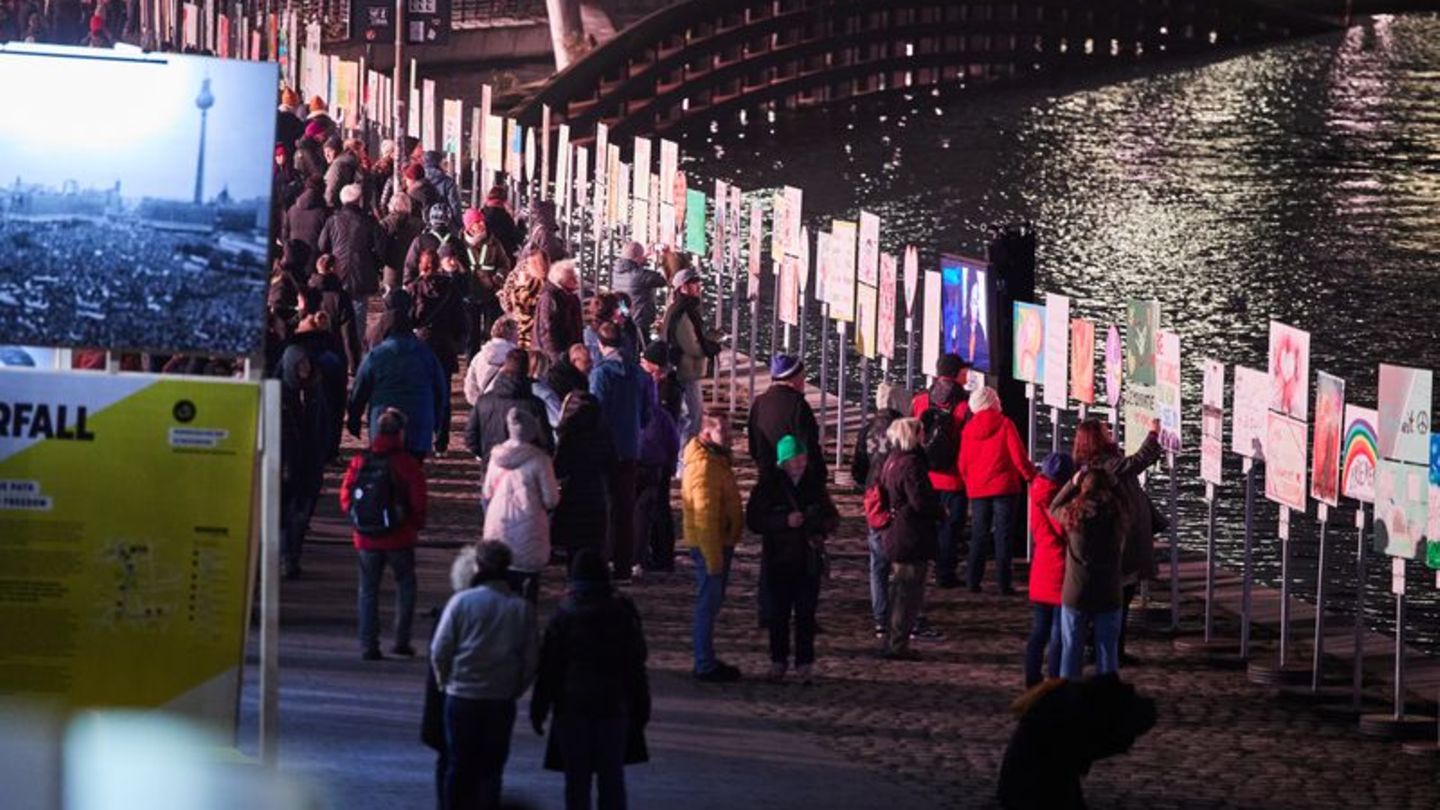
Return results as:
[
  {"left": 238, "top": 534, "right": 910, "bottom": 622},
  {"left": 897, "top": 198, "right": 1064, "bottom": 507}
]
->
[{"left": 1341, "top": 405, "right": 1378, "bottom": 504}]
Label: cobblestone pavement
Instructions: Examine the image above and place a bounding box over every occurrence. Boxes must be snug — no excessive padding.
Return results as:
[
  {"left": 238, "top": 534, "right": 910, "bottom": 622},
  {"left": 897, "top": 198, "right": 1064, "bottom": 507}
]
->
[{"left": 270, "top": 373, "right": 1440, "bottom": 809}]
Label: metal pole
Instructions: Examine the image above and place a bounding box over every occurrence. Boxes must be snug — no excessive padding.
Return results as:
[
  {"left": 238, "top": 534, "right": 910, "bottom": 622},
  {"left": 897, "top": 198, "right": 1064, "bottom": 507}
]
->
[
  {"left": 1352, "top": 506, "right": 1367, "bottom": 710},
  {"left": 748, "top": 292, "right": 758, "bottom": 409},
  {"left": 905, "top": 314, "right": 916, "bottom": 393},
  {"left": 1050, "top": 408, "right": 1060, "bottom": 455},
  {"left": 1279, "top": 507, "right": 1292, "bottom": 668},
  {"left": 1241, "top": 458, "right": 1256, "bottom": 659},
  {"left": 798, "top": 288, "right": 809, "bottom": 358},
  {"left": 392, "top": 0, "right": 404, "bottom": 193},
  {"left": 835, "top": 320, "right": 847, "bottom": 471},
  {"left": 1025, "top": 384, "right": 1036, "bottom": 562},
  {"left": 258, "top": 381, "right": 281, "bottom": 767},
  {"left": 818, "top": 304, "right": 828, "bottom": 449},
  {"left": 1393, "top": 587, "right": 1406, "bottom": 720},
  {"left": 1168, "top": 451, "right": 1179, "bottom": 631},
  {"left": 1311, "top": 508, "right": 1329, "bottom": 691},
  {"left": 729, "top": 262, "right": 740, "bottom": 421},
  {"left": 769, "top": 269, "right": 781, "bottom": 363},
  {"left": 1204, "top": 482, "right": 1217, "bottom": 643},
  {"left": 860, "top": 357, "right": 871, "bottom": 421}
]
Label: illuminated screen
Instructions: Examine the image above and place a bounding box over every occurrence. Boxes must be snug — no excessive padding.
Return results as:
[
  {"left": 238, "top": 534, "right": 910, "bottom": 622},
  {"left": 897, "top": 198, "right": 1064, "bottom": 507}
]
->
[{"left": 940, "top": 254, "right": 990, "bottom": 373}]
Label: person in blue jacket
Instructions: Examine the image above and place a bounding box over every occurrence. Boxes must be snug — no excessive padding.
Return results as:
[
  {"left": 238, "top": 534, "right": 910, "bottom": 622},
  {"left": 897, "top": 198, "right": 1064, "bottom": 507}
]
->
[
  {"left": 347, "top": 289, "right": 451, "bottom": 459},
  {"left": 589, "top": 321, "right": 653, "bottom": 580}
]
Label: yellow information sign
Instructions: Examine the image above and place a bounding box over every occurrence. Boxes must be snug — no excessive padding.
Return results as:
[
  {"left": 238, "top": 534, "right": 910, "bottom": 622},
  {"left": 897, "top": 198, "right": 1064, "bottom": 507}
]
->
[{"left": 0, "top": 369, "right": 259, "bottom": 729}]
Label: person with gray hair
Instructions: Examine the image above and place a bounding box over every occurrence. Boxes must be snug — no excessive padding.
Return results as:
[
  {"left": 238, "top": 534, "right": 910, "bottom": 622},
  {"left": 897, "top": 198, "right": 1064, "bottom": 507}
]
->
[
  {"left": 482, "top": 408, "right": 560, "bottom": 602},
  {"left": 318, "top": 179, "right": 387, "bottom": 330},
  {"left": 535, "top": 258, "right": 584, "bottom": 364},
  {"left": 611, "top": 240, "right": 668, "bottom": 338},
  {"left": 876, "top": 417, "right": 942, "bottom": 659},
  {"left": 463, "top": 316, "right": 521, "bottom": 406},
  {"left": 850, "top": 381, "right": 911, "bottom": 638},
  {"left": 431, "top": 539, "right": 539, "bottom": 810}
]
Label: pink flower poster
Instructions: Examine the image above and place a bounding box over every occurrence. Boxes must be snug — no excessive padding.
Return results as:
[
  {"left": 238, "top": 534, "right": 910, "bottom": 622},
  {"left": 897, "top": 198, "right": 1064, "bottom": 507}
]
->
[
  {"left": 1267, "top": 321, "right": 1311, "bottom": 421},
  {"left": 1104, "top": 325, "right": 1121, "bottom": 409},
  {"left": 1012, "top": 302, "right": 1045, "bottom": 385},
  {"left": 1265, "top": 412, "right": 1308, "bottom": 511},
  {"left": 1310, "top": 372, "right": 1345, "bottom": 507}
]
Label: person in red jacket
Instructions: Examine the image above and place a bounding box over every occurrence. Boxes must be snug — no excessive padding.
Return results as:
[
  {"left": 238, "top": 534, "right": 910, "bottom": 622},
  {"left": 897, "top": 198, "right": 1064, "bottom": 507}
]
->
[
  {"left": 340, "top": 407, "right": 429, "bottom": 660},
  {"left": 959, "top": 385, "right": 1036, "bottom": 594},
  {"left": 910, "top": 353, "right": 971, "bottom": 590},
  {"left": 1026, "top": 452, "right": 1073, "bottom": 687}
]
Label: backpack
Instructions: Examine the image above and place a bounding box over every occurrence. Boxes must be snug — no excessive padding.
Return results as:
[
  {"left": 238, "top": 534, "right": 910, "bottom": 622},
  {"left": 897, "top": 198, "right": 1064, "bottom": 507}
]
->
[
  {"left": 863, "top": 456, "right": 897, "bottom": 530},
  {"left": 921, "top": 399, "right": 961, "bottom": 473},
  {"left": 348, "top": 451, "right": 408, "bottom": 535}
]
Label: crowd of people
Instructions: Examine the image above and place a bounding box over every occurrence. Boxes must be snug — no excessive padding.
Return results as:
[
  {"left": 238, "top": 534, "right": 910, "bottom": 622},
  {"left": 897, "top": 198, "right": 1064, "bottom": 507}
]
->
[{"left": 257, "top": 84, "right": 1167, "bottom": 809}]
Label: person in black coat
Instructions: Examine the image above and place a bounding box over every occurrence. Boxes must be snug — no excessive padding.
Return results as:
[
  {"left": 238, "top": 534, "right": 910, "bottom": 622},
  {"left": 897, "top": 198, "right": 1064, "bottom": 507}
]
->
[
  {"left": 530, "top": 549, "right": 650, "bottom": 810},
  {"left": 464, "top": 350, "right": 554, "bottom": 475},
  {"left": 876, "top": 419, "right": 943, "bottom": 659},
  {"left": 407, "top": 247, "right": 466, "bottom": 379},
  {"left": 546, "top": 344, "right": 592, "bottom": 404},
  {"left": 281, "top": 176, "right": 330, "bottom": 270},
  {"left": 481, "top": 186, "right": 522, "bottom": 259},
  {"left": 318, "top": 184, "right": 387, "bottom": 327},
  {"left": 553, "top": 392, "right": 617, "bottom": 561},
  {"left": 309, "top": 255, "right": 363, "bottom": 375},
  {"left": 534, "top": 260, "right": 584, "bottom": 364}
]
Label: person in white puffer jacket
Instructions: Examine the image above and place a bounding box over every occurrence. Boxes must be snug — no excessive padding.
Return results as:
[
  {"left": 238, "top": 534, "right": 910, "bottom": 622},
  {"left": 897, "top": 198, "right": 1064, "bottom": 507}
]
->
[
  {"left": 463, "top": 316, "right": 519, "bottom": 405},
  {"left": 481, "top": 407, "right": 559, "bottom": 601}
]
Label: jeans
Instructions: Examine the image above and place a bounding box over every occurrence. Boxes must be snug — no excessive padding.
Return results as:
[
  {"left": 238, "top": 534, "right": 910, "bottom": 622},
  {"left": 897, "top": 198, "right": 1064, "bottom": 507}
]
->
[
  {"left": 867, "top": 530, "right": 889, "bottom": 627},
  {"left": 691, "top": 547, "right": 733, "bottom": 674},
  {"left": 443, "top": 696, "right": 516, "bottom": 810},
  {"left": 765, "top": 563, "right": 820, "bottom": 667},
  {"left": 352, "top": 296, "right": 371, "bottom": 343},
  {"left": 609, "top": 461, "right": 639, "bottom": 577},
  {"left": 1119, "top": 583, "right": 1138, "bottom": 658},
  {"left": 886, "top": 562, "right": 927, "bottom": 654},
  {"left": 936, "top": 490, "right": 968, "bottom": 585},
  {"left": 679, "top": 379, "right": 704, "bottom": 447},
  {"left": 357, "top": 548, "right": 417, "bottom": 652},
  {"left": 556, "top": 712, "right": 628, "bottom": 810},
  {"left": 967, "top": 494, "right": 1019, "bottom": 592},
  {"left": 281, "top": 462, "right": 324, "bottom": 573},
  {"left": 1059, "top": 606, "right": 1122, "bottom": 679},
  {"left": 1026, "top": 603, "right": 1064, "bottom": 686}
]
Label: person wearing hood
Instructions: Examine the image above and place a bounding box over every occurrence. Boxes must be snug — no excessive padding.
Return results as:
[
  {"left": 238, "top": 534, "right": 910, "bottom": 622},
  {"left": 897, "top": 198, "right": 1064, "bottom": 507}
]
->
[
  {"left": 464, "top": 316, "right": 520, "bottom": 406},
  {"left": 853, "top": 382, "right": 912, "bottom": 639},
  {"left": 583, "top": 293, "right": 636, "bottom": 369},
  {"left": 610, "top": 241, "right": 668, "bottom": 338},
  {"left": 348, "top": 291, "right": 451, "bottom": 458},
  {"left": 589, "top": 321, "right": 653, "bottom": 580},
  {"left": 282, "top": 175, "right": 330, "bottom": 268},
  {"left": 323, "top": 137, "right": 361, "bottom": 208},
  {"left": 662, "top": 268, "right": 722, "bottom": 445},
  {"left": 308, "top": 254, "right": 362, "bottom": 374},
  {"left": 636, "top": 342, "right": 681, "bottom": 573},
  {"left": 407, "top": 246, "right": 467, "bottom": 379},
  {"left": 547, "top": 343, "right": 592, "bottom": 405},
  {"left": 877, "top": 417, "right": 943, "bottom": 660},
  {"left": 465, "top": 349, "right": 553, "bottom": 477},
  {"left": 482, "top": 408, "right": 560, "bottom": 602},
  {"left": 459, "top": 207, "right": 513, "bottom": 357},
  {"left": 422, "top": 149, "right": 462, "bottom": 228},
  {"left": 501, "top": 252, "right": 549, "bottom": 349},
  {"left": 340, "top": 407, "right": 428, "bottom": 660},
  {"left": 958, "top": 385, "right": 1037, "bottom": 595},
  {"left": 910, "top": 353, "right": 973, "bottom": 590},
  {"left": 530, "top": 549, "right": 651, "bottom": 810},
  {"left": 405, "top": 203, "right": 464, "bottom": 286},
  {"left": 481, "top": 185, "right": 522, "bottom": 259},
  {"left": 552, "top": 392, "right": 618, "bottom": 560},
  {"left": 682, "top": 412, "right": 743, "bottom": 682},
  {"left": 317, "top": 182, "right": 386, "bottom": 330},
  {"left": 518, "top": 198, "right": 567, "bottom": 265},
  {"left": 1026, "top": 452, "right": 1073, "bottom": 687}
]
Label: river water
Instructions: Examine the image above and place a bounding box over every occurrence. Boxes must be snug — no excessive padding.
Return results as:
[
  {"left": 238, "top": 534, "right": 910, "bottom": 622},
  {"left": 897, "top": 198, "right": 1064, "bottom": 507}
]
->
[{"left": 683, "top": 15, "right": 1440, "bottom": 654}]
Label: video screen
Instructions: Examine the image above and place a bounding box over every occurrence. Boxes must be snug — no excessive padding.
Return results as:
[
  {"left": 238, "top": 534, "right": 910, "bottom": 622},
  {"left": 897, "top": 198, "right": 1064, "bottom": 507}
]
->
[
  {"left": 0, "top": 45, "right": 277, "bottom": 356},
  {"left": 940, "top": 254, "right": 990, "bottom": 372}
]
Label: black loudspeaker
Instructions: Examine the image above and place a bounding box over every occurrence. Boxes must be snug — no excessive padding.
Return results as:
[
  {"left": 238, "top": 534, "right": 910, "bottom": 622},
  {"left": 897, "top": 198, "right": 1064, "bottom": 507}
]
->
[{"left": 987, "top": 222, "right": 1037, "bottom": 443}]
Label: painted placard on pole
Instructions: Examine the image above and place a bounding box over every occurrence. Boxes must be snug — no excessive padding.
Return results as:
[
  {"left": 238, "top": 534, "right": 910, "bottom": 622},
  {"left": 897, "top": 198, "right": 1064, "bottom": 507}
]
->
[
  {"left": 1012, "top": 302, "right": 1045, "bottom": 384},
  {"left": 830, "top": 219, "right": 857, "bottom": 323},
  {"left": 857, "top": 210, "right": 880, "bottom": 287},
  {"left": 1104, "top": 324, "right": 1122, "bottom": 411},
  {"left": 922, "top": 271, "right": 942, "bottom": 381},
  {"left": 1341, "top": 405, "right": 1379, "bottom": 503},
  {"left": 747, "top": 201, "right": 763, "bottom": 297},
  {"left": 633, "top": 137, "right": 653, "bottom": 194},
  {"left": 1311, "top": 372, "right": 1346, "bottom": 507},
  {"left": 421, "top": 79, "right": 437, "bottom": 151},
  {"left": 796, "top": 227, "right": 812, "bottom": 295},
  {"left": 1042, "top": 292, "right": 1069, "bottom": 409},
  {"left": 779, "top": 252, "right": 800, "bottom": 327},
  {"left": 555, "top": 124, "right": 571, "bottom": 214},
  {"left": 878, "top": 252, "right": 897, "bottom": 360},
  {"left": 1156, "top": 329, "right": 1181, "bottom": 451},
  {"left": 902, "top": 245, "right": 919, "bottom": 317},
  {"left": 782, "top": 186, "right": 803, "bottom": 258},
  {"left": 1201, "top": 359, "right": 1225, "bottom": 485},
  {"left": 712, "top": 180, "right": 728, "bottom": 270},
  {"left": 659, "top": 138, "right": 678, "bottom": 207},
  {"left": 684, "top": 189, "right": 707, "bottom": 256},
  {"left": 1232, "top": 365, "right": 1269, "bottom": 460},
  {"left": 1376, "top": 363, "right": 1432, "bottom": 558},
  {"left": 1070, "top": 318, "right": 1095, "bottom": 405},
  {"left": 483, "top": 114, "right": 504, "bottom": 171},
  {"left": 442, "top": 98, "right": 462, "bottom": 170},
  {"left": 524, "top": 126, "right": 538, "bottom": 186},
  {"left": 1265, "top": 412, "right": 1308, "bottom": 511},
  {"left": 857, "top": 283, "right": 878, "bottom": 360},
  {"left": 1268, "top": 321, "right": 1312, "bottom": 422}
]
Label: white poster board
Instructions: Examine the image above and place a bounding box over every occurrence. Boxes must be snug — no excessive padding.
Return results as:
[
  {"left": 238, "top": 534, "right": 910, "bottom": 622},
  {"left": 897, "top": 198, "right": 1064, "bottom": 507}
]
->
[{"left": 1042, "top": 292, "right": 1070, "bottom": 409}]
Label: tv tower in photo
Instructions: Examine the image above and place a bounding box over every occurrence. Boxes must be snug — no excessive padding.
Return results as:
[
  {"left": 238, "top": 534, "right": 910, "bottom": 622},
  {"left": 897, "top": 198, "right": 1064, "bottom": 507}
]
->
[{"left": 193, "top": 77, "right": 214, "bottom": 204}]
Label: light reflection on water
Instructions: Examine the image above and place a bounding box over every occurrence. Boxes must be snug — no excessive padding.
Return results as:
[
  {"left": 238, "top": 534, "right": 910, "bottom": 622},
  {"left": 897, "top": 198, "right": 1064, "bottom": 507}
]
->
[{"left": 687, "top": 15, "right": 1440, "bottom": 652}]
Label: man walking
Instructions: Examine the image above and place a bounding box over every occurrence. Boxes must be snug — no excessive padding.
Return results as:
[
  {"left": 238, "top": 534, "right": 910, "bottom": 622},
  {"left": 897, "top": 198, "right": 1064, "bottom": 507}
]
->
[{"left": 911, "top": 353, "right": 972, "bottom": 589}]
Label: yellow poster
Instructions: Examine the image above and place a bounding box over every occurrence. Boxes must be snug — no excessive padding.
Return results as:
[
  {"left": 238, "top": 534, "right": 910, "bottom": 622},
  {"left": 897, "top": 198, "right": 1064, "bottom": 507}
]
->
[{"left": 0, "top": 369, "right": 259, "bottom": 729}]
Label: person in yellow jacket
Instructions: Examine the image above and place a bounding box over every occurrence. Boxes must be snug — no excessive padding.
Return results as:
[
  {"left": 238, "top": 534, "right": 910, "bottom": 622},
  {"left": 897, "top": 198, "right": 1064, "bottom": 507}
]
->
[{"left": 682, "top": 411, "right": 744, "bottom": 683}]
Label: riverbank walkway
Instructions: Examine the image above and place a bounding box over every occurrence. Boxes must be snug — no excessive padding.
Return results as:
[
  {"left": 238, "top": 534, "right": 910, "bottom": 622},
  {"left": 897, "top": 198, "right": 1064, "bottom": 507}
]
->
[{"left": 240, "top": 352, "right": 1440, "bottom": 809}]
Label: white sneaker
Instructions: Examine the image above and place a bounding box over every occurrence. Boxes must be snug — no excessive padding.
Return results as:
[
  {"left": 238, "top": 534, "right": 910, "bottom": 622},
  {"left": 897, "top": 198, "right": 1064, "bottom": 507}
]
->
[
  {"left": 796, "top": 664, "right": 814, "bottom": 685},
  {"left": 766, "top": 662, "right": 787, "bottom": 683}
]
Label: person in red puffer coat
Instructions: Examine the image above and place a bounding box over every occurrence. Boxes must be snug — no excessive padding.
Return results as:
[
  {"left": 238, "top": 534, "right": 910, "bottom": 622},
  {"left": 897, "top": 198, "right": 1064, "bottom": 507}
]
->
[
  {"left": 959, "top": 385, "right": 1036, "bottom": 595},
  {"left": 340, "top": 407, "right": 429, "bottom": 660},
  {"left": 1026, "top": 452, "right": 1074, "bottom": 687}
]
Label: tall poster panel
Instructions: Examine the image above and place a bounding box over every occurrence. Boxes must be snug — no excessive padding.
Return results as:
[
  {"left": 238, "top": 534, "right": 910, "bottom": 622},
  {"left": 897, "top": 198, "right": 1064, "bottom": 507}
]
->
[
  {"left": 1104, "top": 325, "right": 1122, "bottom": 410},
  {"left": 1376, "top": 364, "right": 1432, "bottom": 558},
  {"left": 1311, "top": 372, "right": 1345, "bottom": 507},
  {"left": 856, "top": 284, "right": 878, "bottom": 360},
  {"left": 1156, "top": 329, "right": 1181, "bottom": 451},
  {"left": 1201, "top": 359, "right": 1225, "bottom": 485},
  {"left": 878, "top": 252, "right": 897, "bottom": 360},
  {"left": 830, "top": 219, "right": 857, "bottom": 323},
  {"left": 857, "top": 211, "right": 880, "bottom": 288},
  {"left": 1042, "top": 293, "right": 1070, "bottom": 409},
  {"left": 1124, "top": 300, "right": 1160, "bottom": 386},
  {"left": 1265, "top": 412, "right": 1309, "bottom": 511},
  {"left": 922, "top": 271, "right": 942, "bottom": 380},
  {"left": 1070, "top": 319, "right": 1095, "bottom": 405},
  {"left": 0, "top": 370, "right": 259, "bottom": 731},
  {"left": 1012, "top": 302, "right": 1045, "bottom": 384},
  {"left": 902, "top": 246, "right": 919, "bottom": 317},
  {"left": 1232, "top": 365, "right": 1269, "bottom": 460},
  {"left": 1268, "top": 321, "right": 1312, "bottom": 421},
  {"left": 1341, "top": 406, "right": 1378, "bottom": 503}
]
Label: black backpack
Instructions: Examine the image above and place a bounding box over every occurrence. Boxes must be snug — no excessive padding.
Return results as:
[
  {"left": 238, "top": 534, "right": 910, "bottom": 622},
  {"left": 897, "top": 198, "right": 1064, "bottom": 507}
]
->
[
  {"left": 348, "top": 451, "right": 409, "bottom": 535},
  {"left": 921, "top": 400, "right": 961, "bottom": 473}
]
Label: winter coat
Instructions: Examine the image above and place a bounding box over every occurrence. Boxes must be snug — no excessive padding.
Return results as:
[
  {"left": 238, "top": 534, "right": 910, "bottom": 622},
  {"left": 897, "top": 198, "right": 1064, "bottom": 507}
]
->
[
  {"left": 407, "top": 271, "right": 466, "bottom": 376},
  {"left": 482, "top": 201, "right": 522, "bottom": 258},
  {"left": 1091, "top": 430, "right": 1165, "bottom": 582},
  {"left": 324, "top": 150, "right": 360, "bottom": 208},
  {"left": 278, "top": 328, "right": 340, "bottom": 488},
  {"left": 347, "top": 332, "right": 450, "bottom": 456},
  {"left": 380, "top": 212, "right": 424, "bottom": 286},
  {"left": 661, "top": 292, "right": 718, "bottom": 383},
  {"left": 500, "top": 270, "right": 544, "bottom": 348},
  {"left": 307, "top": 272, "right": 363, "bottom": 374},
  {"left": 463, "top": 373, "right": 554, "bottom": 465},
  {"left": 589, "top": 353, "right": 652, "bottom": 463},
  {"left": 681, "top": 438, "right": 743, "bottom": 574},
  {"left": 1027, "top": 475, "right": 1067, "bottom": 606},
  {"left": 463, "top": 337, "right": 517, "bottom": 405},
  {"left": 546, "top": 354, "right": 589, "bottom": 403},
  {"left": 431, "top": 580, "right": 538, "bottom": 701},
  {"left": 747, "top": 383, "right": 826, "bottom": 486},
  {"left": 553, "top": 400, "right": 618, "bottom": 553},
  {"left": 293, "top": 137, "right": 327, "bottom": 181},
  {"left": 851, "top": 407, "right": 902, "bottom": 487},
  {"left": 482, "top": 439, "right": 560, "bottom": 572},
  {"left": 531, "top": 584, "right": 651, "bottom": 771},
  {"left": 910, "top": 379, "right": 972, "bottom": 492},
  {"left": 535, "top": 281, "right": 584, "bottom": 363},
  {"left": 422, "top": 151, "right": 462, "bottom": 227},
  {"left": 275, "top": 108, "right": 305, "bottom": 156},
  {"left": 745, "top": 466, "right": 838, "bottom": 574},
  {"left": 458, "top": 234, "right": 513, "bottom": 309},
  {"left": 1050, "top": 470, "right": 1129, "bottom": 614},
  {"left": 637, "top": 383, "right": 680, "bottom": 473},
  {"left": 281, "top": 187, "right": 330, "bottom": 261},
  {"left": 879, "top": 448, "right": 943, "bottom": 564},
  {"left": 611, "top": 257, "right": 668, "bottom": 337},
  {"left": 518, "top": 200, "right": 566, "bottom": 265},
  {"left": 338, "top": 432, "right": 428, "bottom": 552},
  {"left": 317, "top": 205, "right": 386, "bottom": 298},
  {"left": 403, "top": 228, "right": 464, "bottom": 286},
  {"left": 959, "top": 409, "right": 1036, "bottom": 499}
]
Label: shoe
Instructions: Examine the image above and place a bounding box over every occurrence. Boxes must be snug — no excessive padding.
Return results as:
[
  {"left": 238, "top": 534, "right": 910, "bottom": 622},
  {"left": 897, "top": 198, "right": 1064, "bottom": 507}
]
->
[
  {"left": 695, "top": 663, "right": 742, "bottom": 683},
  {"left": 873, "top": 624, "right": 886, "bottom": 640},
  {"left": 883, "top": 648, "right": 922, "bottom": 661},
  {"left": 361, "top": 648, "right": 383, "bottom": 661},
  {"left": 391, "top": 644, "right": 416, "bottom": 658},
  {"left": 1119, "top": 653, "right": 1142, "bottom": 667},
  {"left": 766, "top": 662, "right": 787, "bottom": 683},
  {"left": 796, "top": 664, "right": 814, "bottom": 685},
  {"left": 911, "top": 625, "right": 946, "bottom": 642}
]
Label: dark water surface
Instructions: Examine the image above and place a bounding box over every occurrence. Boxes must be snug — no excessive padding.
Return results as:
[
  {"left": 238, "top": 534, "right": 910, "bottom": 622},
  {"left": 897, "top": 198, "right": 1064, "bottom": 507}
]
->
[{"left": 684, "top": 15, "right": 1440, "bottom": 653}]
